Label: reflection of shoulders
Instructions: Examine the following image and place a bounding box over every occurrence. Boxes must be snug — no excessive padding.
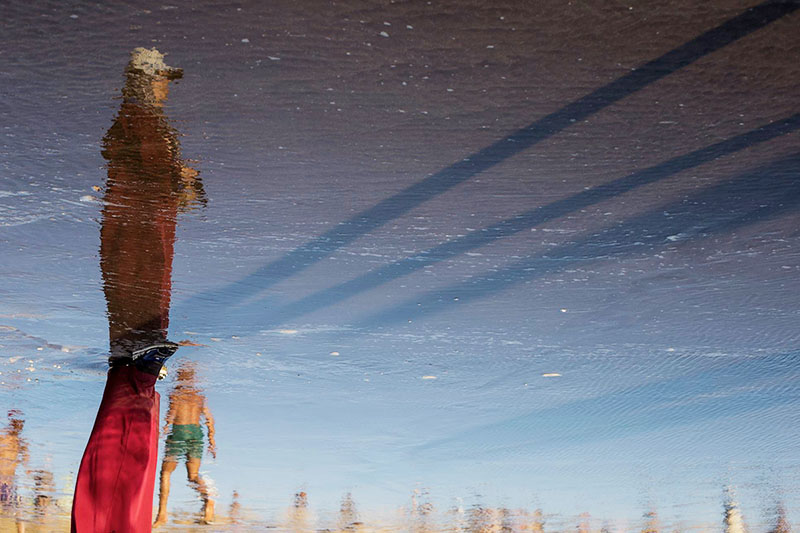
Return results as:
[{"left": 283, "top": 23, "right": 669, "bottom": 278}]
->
[{"left": 103, "top": 103, "right": 176, "bottom": 157}]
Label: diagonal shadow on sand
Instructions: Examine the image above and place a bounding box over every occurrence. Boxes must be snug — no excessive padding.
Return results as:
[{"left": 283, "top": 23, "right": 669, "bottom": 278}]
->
[
  {"left": 254, "top": 115, "right": 800, "bottom": 326},
  {"left": 355, "top": 153, "right": 800, "bottom": 329},
  {"left": 178, "top": 0, "right": 799, "bottom": 316}
]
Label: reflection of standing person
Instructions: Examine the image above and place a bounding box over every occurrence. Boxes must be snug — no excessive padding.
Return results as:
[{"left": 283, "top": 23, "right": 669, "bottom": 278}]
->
[
  {"left": 287, "top": 491, "right": 312, "bottom": 532},
  {"left": 71, "top": 47, "right": 204, "bottom": 533},
  {"left": 724, "top": 493, "right": 747, "bottom": 533},
  {"left": 228, "top": 491, "right": 242, "bottom": 525},
  {"left": 29, "top": 468, "right": 55, "bottom": 523},
  {"left": 0, "top": 411, "right": 28, "bottom": 533},
  {"left": 154, "top": 363, "right": 216, "bottom": 526}
]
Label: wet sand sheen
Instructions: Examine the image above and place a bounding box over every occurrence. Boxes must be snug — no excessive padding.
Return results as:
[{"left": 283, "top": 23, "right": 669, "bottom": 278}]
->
[{"left": 1, "top": 0, "right": 799, "bottom": 529}]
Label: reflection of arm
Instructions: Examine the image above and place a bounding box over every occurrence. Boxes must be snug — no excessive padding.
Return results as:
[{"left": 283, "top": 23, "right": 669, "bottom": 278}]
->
[
  {"left": 177, "top": 165, "right": 206, "bottom": 209},
  {"left": 162, "top": 397, "right": 176, "bottom": 435},
  {"left": 20, "top": 440, "right": 30, "bottom": 468},
  {"left": 180, "top": 166, "right": 199, "bottom": 180},
  {"left": 202, "top": 400, "right": 216, "bottom": 458}
]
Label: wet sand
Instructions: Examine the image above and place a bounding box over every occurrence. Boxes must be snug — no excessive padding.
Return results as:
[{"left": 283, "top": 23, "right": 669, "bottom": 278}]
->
[{"left": 1, "top": 0, "right": 799, "bottom": 529}]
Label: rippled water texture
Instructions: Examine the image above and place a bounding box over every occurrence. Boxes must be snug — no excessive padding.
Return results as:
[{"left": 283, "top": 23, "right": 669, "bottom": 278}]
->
[{"left": 2, "top": 0, "right": 800, "bottom": 530}]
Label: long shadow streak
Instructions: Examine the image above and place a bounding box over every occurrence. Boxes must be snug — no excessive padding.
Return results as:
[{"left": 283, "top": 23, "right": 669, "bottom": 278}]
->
[
  {"left": 261, "top": 115, "right": 799, "bottom": 324},
  {"left": 183, "top": 0, "right": 798, "bottom": 311},
  {"left": 356, "top": 153, "right": 800, "bottom": 329},
  {"left": 413, "top": 348, "right": 799, "bottom": 458}
]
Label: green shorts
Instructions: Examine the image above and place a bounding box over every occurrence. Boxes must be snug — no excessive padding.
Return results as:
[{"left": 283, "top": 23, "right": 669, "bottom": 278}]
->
[{"left": 164, "top": 424, "right": 204, "bottom": 460}]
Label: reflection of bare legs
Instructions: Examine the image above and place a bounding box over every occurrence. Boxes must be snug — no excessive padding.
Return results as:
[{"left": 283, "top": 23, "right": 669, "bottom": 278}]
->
[
  {"left": 186, "top": 458, "right": 214, "bottom": 523},
  {"left": 153, "top": 459, "right": 177, "bottom": 526}
]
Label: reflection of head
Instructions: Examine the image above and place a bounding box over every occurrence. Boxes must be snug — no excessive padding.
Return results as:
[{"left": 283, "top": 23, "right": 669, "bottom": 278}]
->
[
  {"left": 7, "top": 411, "right": 24, "bottom": 434},
  {"left": 294, "top": 491, "right": 308, "bottom": 508},
  {"left": 126, "top": 47, "right": 183, "bottom": 79},
  {"left": 122, "top": 47, "right": 183, "bottom": 105},
  {"left": 176, "top": 361, "right": 197, "bottom": 384}
]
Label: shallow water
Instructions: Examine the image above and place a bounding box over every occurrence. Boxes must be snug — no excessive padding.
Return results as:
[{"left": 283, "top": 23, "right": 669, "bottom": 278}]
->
[{"left": 2, "top": 0, "right": 800, "bottom": 530}]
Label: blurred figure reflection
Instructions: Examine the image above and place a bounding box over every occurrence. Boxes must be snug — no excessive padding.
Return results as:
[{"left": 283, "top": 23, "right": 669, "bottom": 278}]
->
[
  {"left": 287, "top": 491, "right": 312, "bottom": 532},
  {"left": 337, "top": 492, "right": 363, "bottom": 532},
  {"left": 724, "top": 489, "right": 747, "bottom": 533},
  {"left": 577, "top": 512, "right": 592, "bottom": 533},
  {"left": 29, "top": 468, "right": 56, "bottom": 524},
  {"left": 770, "top": 504, "right": 791, "bottom": 533},
  {"left": 409, "top": 488, "right": 434, "bottom": 533},
  {"left": 641, "top": 510, "right": 660, "bottom": 533},
  {"left": 228, "top": 490, "right": 242, "bottom": 525},
  {"left": 70, "top": 47, "right": 204, "bottom": 533},
  {"left": 465, "top": 503, "right": 498, "bottom": 533},
  {"left": 153, "top": 362, "right": 216, "bottom": 527},
  {"left": 0, "top": 411, "right": 28, "bottom": 533},
  {"left": 526, "top": 508, "right": 545, "bottom": 533}
]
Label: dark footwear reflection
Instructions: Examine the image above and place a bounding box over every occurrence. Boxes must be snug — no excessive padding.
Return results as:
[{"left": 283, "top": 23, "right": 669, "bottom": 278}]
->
[{"left": 70, "top": 47, "right": 205, "bottom": 533}]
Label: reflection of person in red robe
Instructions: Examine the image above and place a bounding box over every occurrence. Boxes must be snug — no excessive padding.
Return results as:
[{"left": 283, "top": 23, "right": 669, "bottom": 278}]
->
[{"left": 71, "top": 47, "right": 204, "bottom": 533}]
